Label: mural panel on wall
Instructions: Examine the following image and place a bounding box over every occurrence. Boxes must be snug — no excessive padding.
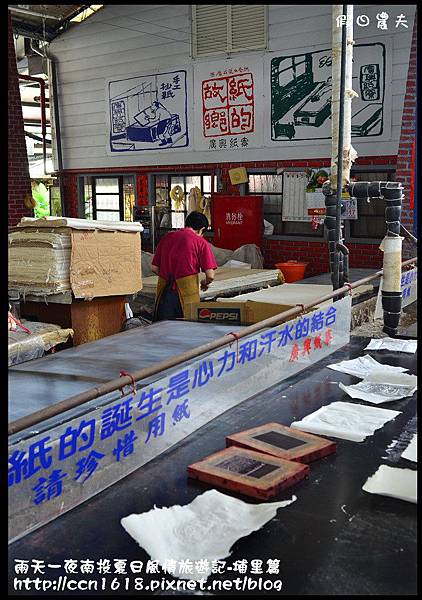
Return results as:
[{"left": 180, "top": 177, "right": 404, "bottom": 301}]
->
[
  {"left": 104, "top": 43, "right": 393, "bottom": 156},
  {"left": 194, "top": 56, "right": 264, "bottom": 152},
  {"left": 106, "top": 69, "right": 190, "bottom": 153},
  {"left": 269, "top": 43, "right": 388, "bottom": 143}
]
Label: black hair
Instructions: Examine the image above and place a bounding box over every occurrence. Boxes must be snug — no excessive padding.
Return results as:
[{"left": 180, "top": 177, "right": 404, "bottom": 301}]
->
[{"left": 185, "top": 211, "right": 209, "bottom": 231}]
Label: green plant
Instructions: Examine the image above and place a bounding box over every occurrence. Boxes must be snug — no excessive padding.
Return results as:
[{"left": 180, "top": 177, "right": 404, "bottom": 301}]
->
[
  {"left": 306, "top": 169, "right": 329, "bottom": 192},
  {"left": 32, "top": 182, "right": 50, "bottom": 218}
]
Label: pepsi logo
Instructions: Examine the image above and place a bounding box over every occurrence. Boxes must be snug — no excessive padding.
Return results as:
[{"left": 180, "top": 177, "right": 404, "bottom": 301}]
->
[{"left": 197, "top": 308, "right": 239, "bottom": 321}]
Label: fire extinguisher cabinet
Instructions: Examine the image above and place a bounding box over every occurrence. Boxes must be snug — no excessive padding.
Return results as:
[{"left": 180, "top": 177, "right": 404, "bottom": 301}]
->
[{"left": 212, "top": 195, "right": 263, "bottom": 250}]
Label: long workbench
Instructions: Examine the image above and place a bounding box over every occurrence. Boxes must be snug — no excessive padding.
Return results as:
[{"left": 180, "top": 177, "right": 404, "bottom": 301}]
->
[
  {"left": 8, "top": 336, "right": 417, "bottom": 595},
  {"left": 8, "top": 321, "right": 244, "bottom": 425}
]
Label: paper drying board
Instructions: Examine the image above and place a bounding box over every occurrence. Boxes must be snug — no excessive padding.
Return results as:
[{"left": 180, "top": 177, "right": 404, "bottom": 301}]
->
[
  {"left": 219, "top": 282, "right": 373, "bottom": 309},
  {"left": 226, "top": 422, "right": 336, "bottom": 463},
  {"left": 188, "top": 446, "right": 309, "bottom": 500},
  {"left": 141, "top": 268, "right": 281, "bottom": 296}
]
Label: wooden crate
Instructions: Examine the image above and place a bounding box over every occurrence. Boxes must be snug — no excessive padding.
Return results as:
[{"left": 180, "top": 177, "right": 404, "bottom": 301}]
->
[
  {"left": 20, "top": 296, "right": 126, "bottom": 346},
  {"left": 226, "top": 422, "right": 336, "bottom": 464}
]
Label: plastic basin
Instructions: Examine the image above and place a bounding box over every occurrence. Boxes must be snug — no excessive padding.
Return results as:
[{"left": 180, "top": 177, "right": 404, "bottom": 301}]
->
[{"left": 275, "top": 261, "right": 308, "bottom": 283}]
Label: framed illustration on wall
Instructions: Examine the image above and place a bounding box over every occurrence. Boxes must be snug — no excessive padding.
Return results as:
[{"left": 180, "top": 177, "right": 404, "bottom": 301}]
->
[{"left": 106, "top": 68, "right": 192, "bottom": 154}]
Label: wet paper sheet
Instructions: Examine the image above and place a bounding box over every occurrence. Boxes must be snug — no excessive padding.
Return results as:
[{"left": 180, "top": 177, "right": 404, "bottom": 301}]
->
[
  {"left": 362, "top": 465, "right": 417, "bottom": 503},
  {"left": 121, "top": 489, "right": 296, "bottom": 581},
  {"left": 402, "top": 434, "right": 417, "bottom": 463},
  {"left": 327, "top": 354, "right": 408, "bottom": 378},
  {"left": 290, "top": 401, "right": 401, "bottom": 442},
  {"left": 365, "top": 337, "right": 417, "bottom": 353},
  {"left": 339, "top": 371, "right": 417, "bottom": 404}
]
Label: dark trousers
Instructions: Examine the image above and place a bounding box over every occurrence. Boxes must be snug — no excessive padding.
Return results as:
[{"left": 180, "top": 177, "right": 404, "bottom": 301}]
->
[{"left": 153, "top": 277, "right": 183, "bottom": 322}]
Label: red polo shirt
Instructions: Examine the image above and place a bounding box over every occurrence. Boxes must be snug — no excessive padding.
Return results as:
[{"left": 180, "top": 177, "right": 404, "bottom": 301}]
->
[{"left": 152, "top": 228, "right": 217, "bottom": 281}]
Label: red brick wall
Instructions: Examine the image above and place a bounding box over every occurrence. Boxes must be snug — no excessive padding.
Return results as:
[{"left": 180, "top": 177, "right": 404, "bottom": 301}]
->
[
  {"left": 62, "top": 174, "right": 78, "bottom": 217},
  {"left": 262, "top": 240, "right": 384, "bottom": 274},
  {"left": 59, "top": 155, "right": 396, "bottom": 272},
  {"left": 395, "top": 16, "right": 417, "bottom": 259},
  {"left": 8, "top": 11, "right": 33, "bottom": 227}
]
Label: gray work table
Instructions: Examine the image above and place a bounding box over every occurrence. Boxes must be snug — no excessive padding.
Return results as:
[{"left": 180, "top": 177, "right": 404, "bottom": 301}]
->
[{"left": 8, "top": 321, "right": 242, "bottom": 424}]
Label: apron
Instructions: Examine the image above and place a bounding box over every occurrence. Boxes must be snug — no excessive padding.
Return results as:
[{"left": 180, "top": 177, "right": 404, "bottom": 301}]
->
[{"left": 153, "top": 273, "right": 200, "bottom": 322}]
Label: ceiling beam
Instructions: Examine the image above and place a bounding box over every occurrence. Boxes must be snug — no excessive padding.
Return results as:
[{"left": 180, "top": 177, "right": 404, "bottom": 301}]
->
[
  {"left": 11, "top": 20, "right": 56, "bottom": 42},
  {"left": 21, "top": 101, "right": 50, "bottom": 107},
  {"left": 23, "top": 119, "right": 50, "bottom": 125},
  {"left": 9, "top": 7, "right": 61, "bottom": 20}
]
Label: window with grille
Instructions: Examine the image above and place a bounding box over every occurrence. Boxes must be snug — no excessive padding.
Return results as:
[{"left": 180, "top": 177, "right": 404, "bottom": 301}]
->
[
  {"left": 247, "top": 173, "right": 323, "bottom": 237},
  {"left": 192, "top": 5, "right": 267, "bottom": 58},
  {"left": 79, "top": 176, "right": 136, "bottom": 221},
  {"left": 154, "top": 174, "right": 215, "bottom": 230},
  {"left": 248, "top": 170, "right": 395, "bottom": 240},
  {"left": 49, "top": 183, "right": 62, "bottom": 217},
  {"left": 348, "top": 170, "right": 395, "bottom": 239}
]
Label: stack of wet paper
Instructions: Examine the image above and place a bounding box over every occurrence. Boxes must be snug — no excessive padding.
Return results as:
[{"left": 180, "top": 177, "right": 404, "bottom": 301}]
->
[
  {"left": 339, "top": 371, "right": 417, "bottom": 404},
  {"left": 8, "top": 229, "right": 72, "bottom": 296},
  {"left": 327, "top": 354, "right": 417, "bottom": 404}
]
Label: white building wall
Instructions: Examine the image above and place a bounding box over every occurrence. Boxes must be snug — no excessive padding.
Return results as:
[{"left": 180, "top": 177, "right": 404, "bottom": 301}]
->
[{"left": 49, "top": 4, "right": 416, "bottom": 170}]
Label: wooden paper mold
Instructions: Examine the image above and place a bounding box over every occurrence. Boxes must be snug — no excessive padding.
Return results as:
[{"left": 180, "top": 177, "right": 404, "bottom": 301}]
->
[
  {"left": 226, "top": 422, "right": 336, "bottom": 464},
  {"left": 187, "top": 447, "right": 309, "bottom": 500}
]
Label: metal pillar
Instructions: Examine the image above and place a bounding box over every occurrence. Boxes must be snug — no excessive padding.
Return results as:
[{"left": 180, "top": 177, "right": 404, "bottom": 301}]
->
[{"left": 325, "top": 5, "right": 355, "bottom": 295}]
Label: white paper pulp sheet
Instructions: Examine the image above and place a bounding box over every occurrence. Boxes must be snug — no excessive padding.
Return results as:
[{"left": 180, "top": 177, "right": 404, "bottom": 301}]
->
[
  {"left": 121, "top": 489, "right": 296, "bottom": 581},
  {"left": 327, "top": 354, "right": 408, "bottom": 378},
  {"left": 362, "top": 465, "right": 417, "bottom": 503},
  {"left": 290, "top": 401, "right": 401, "bottom": 442},
  {"left": 402, "top": 434, "right": 417, "bottom": 463},
  {"left": 339, "top": 370, "right": 417, "bottom": 404},
  {"left": 365, "top": 337, "right": 417, "bottom": 353}
]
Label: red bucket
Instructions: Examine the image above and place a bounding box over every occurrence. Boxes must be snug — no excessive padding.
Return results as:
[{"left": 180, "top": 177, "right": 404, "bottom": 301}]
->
[{"left": 275, "top": 261, "right": 308, "bottom": 283}]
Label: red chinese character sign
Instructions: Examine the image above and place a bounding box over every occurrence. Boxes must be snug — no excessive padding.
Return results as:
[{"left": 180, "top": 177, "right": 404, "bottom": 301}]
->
[
  {"left": 194, "top": 57, "right": 264, "bottom": 151},
  {"left": 202, "top": 73, "right": 254, "bottom": 136}
]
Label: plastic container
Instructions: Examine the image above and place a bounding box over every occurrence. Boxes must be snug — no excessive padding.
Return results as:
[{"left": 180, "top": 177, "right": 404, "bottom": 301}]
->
[
  {"left": 275, "top": 261, "right": 308, "bottom": 283},
  {"left": 9, "top": 299, "right": 21, "bottom": 320}
]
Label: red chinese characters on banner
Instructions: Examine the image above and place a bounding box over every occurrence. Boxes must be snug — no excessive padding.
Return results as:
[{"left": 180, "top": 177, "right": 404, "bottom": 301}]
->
[
  {"left": 289, "top": 329, "right": 334, "bottom": 363},
  {"left": 202, "top": 72, "right": 255, "bottom": 137}
]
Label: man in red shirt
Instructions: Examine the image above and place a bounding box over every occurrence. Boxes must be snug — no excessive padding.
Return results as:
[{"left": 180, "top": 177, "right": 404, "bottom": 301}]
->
[{"left": 151, "top": 211, "right": 217, "bottom": 321}]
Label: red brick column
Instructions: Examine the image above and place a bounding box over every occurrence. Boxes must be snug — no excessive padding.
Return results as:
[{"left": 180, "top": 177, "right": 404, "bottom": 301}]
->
[
  {"left": 62, "top": 174, "right": 79, "bottom": 217},
  {"left": 396, "top": 16, "right": 417, "bottom": 258},
  {"left": 8, "top": 11, "right": 33, "bottom": 227}
]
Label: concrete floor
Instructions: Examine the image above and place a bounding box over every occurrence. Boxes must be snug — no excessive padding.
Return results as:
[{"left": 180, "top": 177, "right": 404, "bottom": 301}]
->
[{"left": 351, "top": 301, "right": 417, "bottom": 339}]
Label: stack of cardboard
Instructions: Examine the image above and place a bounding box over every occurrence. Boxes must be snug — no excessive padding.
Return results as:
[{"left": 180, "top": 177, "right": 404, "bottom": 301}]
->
[
  {"left": 8, "top": 217, "right": 143, "bottom": 299},
  {"left": 9, "top": 230, "right": 72, "bottom": 295}
]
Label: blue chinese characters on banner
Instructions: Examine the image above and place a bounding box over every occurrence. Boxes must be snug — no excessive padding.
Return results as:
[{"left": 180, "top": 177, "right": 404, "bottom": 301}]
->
[
  {"left": 9, "top": 304, "right": 338, "bottom": 507},
  {"left": 401, "top": 269, "right": 417, "bottom": 299}
]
